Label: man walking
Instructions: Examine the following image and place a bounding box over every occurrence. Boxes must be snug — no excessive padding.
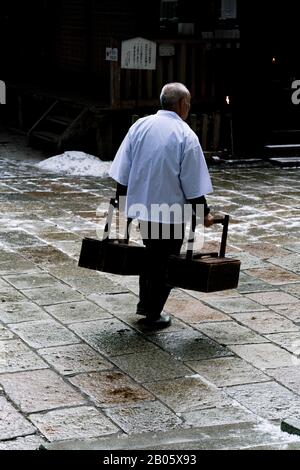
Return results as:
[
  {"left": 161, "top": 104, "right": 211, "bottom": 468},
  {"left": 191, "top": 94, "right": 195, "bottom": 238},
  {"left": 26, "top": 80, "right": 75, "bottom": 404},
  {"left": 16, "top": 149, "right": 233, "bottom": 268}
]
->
[{"left": 109, "top": 82, "right": 213, "bottom": 329}]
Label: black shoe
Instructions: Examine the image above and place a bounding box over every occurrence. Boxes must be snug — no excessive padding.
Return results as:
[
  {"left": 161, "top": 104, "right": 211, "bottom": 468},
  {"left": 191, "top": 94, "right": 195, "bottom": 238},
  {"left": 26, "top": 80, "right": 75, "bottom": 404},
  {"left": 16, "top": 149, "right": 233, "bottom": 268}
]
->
[
  {"left": 141, "top": 314, "right": 172, "bottom": 330},
  {"left": 136, "top": 307, "right": 148, "bottom": 316}
]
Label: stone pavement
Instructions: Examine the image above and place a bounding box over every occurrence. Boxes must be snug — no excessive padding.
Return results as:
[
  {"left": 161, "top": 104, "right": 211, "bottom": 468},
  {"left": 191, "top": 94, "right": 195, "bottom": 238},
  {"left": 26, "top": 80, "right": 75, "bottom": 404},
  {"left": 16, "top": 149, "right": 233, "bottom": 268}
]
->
[{"left": 0, "top": 132, "right": 300, "bottom": 450}]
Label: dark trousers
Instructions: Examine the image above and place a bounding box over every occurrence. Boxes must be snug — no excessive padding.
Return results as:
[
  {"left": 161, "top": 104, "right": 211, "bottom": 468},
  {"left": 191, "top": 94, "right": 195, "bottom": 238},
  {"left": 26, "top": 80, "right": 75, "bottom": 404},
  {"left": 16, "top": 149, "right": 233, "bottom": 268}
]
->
[{"left": 137, "top": 222, "right": 185, "bottom": 319}]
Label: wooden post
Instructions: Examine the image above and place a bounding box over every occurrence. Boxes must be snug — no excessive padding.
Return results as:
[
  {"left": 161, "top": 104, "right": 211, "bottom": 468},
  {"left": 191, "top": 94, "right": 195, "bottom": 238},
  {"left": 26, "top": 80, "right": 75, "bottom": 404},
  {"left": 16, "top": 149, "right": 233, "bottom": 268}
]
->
[
  {"left": 212, "top": 112, "right": 221, "bottom": 151},
  {"left": 190, "top": 114, "right": 197, "bottom": 133},
  {"left": 201, "top": 114, "right": 209, "bottom": 150},
  {"left": 178, "top": 44, "right": 187, "bottom": 84}
]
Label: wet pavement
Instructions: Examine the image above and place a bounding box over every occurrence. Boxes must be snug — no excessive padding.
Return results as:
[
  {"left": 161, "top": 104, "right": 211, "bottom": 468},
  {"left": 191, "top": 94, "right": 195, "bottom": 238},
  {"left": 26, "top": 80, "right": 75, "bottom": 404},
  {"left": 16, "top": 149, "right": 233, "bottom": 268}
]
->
[{"left": 0, "top": 130, "right": 300, "bottom": 450}]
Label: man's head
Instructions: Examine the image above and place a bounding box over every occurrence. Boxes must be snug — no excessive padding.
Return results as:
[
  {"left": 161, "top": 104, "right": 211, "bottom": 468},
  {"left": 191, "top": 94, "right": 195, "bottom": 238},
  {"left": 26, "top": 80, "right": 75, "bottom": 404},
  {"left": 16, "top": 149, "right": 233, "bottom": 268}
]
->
[{"left": 160, "top": 83, "right": 191, "bottom": 121}]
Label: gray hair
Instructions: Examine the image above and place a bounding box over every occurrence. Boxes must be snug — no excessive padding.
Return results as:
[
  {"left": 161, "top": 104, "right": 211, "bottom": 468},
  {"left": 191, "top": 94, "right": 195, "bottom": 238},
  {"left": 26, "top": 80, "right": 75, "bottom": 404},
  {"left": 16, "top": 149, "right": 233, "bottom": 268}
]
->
[{"left": 160, "top": 83, "right": 190, "bottom": 110}]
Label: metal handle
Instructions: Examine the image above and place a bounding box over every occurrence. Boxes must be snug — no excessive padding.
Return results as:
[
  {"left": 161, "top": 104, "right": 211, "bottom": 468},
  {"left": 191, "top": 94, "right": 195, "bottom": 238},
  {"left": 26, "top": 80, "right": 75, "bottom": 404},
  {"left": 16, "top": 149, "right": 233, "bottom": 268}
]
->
[
  {"left": 103, "top": 198, "right": 132, "bottom": 243},
  {"left": 186, "top": 214, "right": 230, "bottom": 260}
]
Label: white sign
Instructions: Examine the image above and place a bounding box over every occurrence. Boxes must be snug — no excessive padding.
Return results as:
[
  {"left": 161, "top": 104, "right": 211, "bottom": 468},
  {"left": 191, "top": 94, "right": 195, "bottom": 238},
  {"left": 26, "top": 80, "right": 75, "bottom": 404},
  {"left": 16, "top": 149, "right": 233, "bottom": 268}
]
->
[
  {"left": 121, "top": 37, "right": 157, "bottom": 70},
  {"left": 105, "top": 48, "right": 118, "bottom": 62},
  {"left": 0, "top": 80, "right": 6, "bottom": 105},
  {"left": 159, "top": 44, "right": 175, "bottom": 57},
  {"left": 221, "top": 0, "right": 237, "bottom": 19}
]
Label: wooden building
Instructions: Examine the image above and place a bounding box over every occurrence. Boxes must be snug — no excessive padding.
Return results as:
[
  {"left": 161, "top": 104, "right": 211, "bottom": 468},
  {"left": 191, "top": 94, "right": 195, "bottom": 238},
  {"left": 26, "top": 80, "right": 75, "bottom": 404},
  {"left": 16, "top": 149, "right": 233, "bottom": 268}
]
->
[{"left": 2, "top": 0, "right": 298, "bottom": 158}]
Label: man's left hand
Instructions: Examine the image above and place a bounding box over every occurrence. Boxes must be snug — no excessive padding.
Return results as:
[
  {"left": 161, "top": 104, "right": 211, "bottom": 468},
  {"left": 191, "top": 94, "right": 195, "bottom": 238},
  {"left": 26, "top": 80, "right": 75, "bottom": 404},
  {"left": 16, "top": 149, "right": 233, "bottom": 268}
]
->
[{"left": 204, "top": 214, "right": 214, "bottom": 227}]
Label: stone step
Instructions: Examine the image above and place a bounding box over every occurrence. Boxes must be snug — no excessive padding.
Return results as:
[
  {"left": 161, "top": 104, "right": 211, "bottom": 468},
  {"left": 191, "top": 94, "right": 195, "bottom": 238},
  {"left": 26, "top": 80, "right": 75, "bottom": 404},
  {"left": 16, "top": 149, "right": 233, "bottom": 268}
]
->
[{"left": 42, "top": 422, "right": 300, "bottom": 451}]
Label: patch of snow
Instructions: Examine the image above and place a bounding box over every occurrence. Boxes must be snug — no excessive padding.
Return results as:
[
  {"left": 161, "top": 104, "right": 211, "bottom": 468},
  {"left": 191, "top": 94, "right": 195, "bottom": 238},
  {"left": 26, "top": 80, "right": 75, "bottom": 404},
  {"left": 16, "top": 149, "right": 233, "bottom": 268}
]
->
[{"left": 36, "top": 151, "right": 112, "bottom": 177}]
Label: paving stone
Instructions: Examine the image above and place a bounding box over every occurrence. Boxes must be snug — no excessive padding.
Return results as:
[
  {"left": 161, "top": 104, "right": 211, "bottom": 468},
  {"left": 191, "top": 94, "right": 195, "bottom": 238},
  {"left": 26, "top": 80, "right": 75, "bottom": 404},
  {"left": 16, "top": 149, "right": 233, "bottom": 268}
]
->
[
  {"left": 0, "top": 301, "right": 50, "bottom": 324},
  {"left": 87, "top": 293, "right": 138, "bottom": 314},
  {"left": 164, "top": 298, "right": 229, "bottom": 323},
  {"left": 280, "top": 284, "right": 300, "bottom": 299},
  {"left": 244, "top": 266, "right": 299, "bottom": 285},
  {"left": 0, "top": 230, "right": 47, "bottom": 249},
  {"left": 9, "top": 319, "right": 80, "bottom": 349},
  {"left": 0, "top": 259, "right": 41, "bottom": 275},
  {"left": 270, "top": 304, "right": 300, "bottom": 322},
  {"left": 69, "top": 318, "right": 153, "bottom": 356},
  {"left": 237, "top": 273, "right": 279, "bottom": 294},
  {"left": 29, "top": 406, "right": 119, "bottom": 442},
  {"left": 228, "top": 252, "right": 266, "bottom": 270},
  {"left": 0, "top": 340, "right": 48, "bottom": 373},
  {"left": 267, "top": 367, "right": 300, "bottom": 394},
  {"left": 246, "top": 291, "right": 299, "bottom": 306},
  {"left": 149, "top": 329, "right": 232, "bottom": 361},
  {"left": 111, "top": 349, "right": 193, "bottom": 383},
  {"left": 144, "top": 376, "right": 232, "bottom": 413},
  {"left": 265, "top": 331, "right": 300, "bottom": 355},
  {"left": 18, "top": 246, "right": 74, "bottom": 267},
  {"left": 0, "top": 325, "right": 15, "bottom": 340},
  {"left": 0, "top": 288, "right": 27, "bottom": 303},
  {"left": 225, "top": 382, "right": 300, "bottom": 420},
  {"left": 230, "top": 311, "right": 299, "bottom": 334},
  {"left": 0, "top": 278, "right": 10, "bottom": 289},
  {"left": 0, "top": 370, "right": 86, "bottom": 413},
  {"left": 0, "top": 435, "right": 47, "bottom": 450},
  {"left": 22, "top": 285, "right": 84, "bottom": 306},
  {"left": 285, "top": 243, "right": 300, "bottom": 254},
  {"left": 63, "top": 276, "right": 127, "bottom": 295},
  {"left": 3, "top": 273, "right": 62, "bottom": 290},
  {"left": 229, "top": 343, "right": 295, "bottom": 370},
  {"left": 268, "top": 254, "right": 300, "bottom": 274},
  {"left": 195, "top": 321, "right": 267, "bottom": 345},
  {"left": 235, "top": 243, "right": 291, "bottom": 259},
  {"left": 38, "top": 344, "right": 113, "bottom": 375},
  {"left": 186, "top": 357, "right": 269, "bottom": 387},
  {"left": 70, "top": 371, "right": 154, "bottom": 407},
  {"left": 43, "top": 301, "right": 111, "bottom": 324},
  {"left": 105, "top": 401, "right": 182, "bottom": 434},
  {"left": 0, "top": 396, "right": 35, "bottom": 440},
  {"left": 202, "top": 297, "right": 267, "bottom": 314},
  {"left": 181, "top": 405, "right": 258, "bottom": 428}
]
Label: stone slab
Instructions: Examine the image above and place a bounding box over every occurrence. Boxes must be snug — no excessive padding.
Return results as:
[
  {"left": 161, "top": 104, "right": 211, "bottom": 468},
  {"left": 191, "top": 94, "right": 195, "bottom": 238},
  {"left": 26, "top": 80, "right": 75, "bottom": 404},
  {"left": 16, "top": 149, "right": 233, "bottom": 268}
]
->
[
  {"left": 225, "top": 382, "right": 300, "bottom": 420},
  {"left": 144, "top": 376, "right": 232, "bottom": 413},
  {"left": 0, "top": 435, "right": 47, "bottom": 450},
  {"left": 0, "top": 339, "right": 48, "bottom": 373},
  {"left": 202, "top": 297, "right": 267, "bottom": 314},
  {"left": 230, "top": 311, "right": 299, "bottom": 334},
  {"left": 69, "top": 318, "right": 154, "bottom": 357},
  {"left": 149, "top": 329, "right": 232, "bottom": 361},
  {"left": 29, "top": 406, "right": 119, "bottom": 442},
  {"left": 268, "top": 254, "right": 300, "bottom": 274},
  {"left": 3, "top": 273, "right": 62, "bottom": 290},
  {"left": 195, "top": 321, "right": 267, "bottom": 345},
  {"left": 164, "top": 298, "right": 229, "bottom": 323},
  {"left": 187, "top": 357, "right": 269, "bottom": 387},
  {"left": 111, "top": 349, "right": 194, "bottom": 383},
  {"left": 0, "top": 325, "right": 15, "bottom": 340},
  {"left": 246, "top": 291, "right": 299, "bottom": 306},
  {"left": 270, "top": 303, "right": 300, "bottom": 322},
  {"left": 105, "top": 401, "right": 182, "bottom": 435},
  {"left": 21, "top": 285, "right": 84, "bottom": 306},
  {"left": 9, "top": 319, "right": 80, "bottom": 349},
  {"left": 0, "top": 396, "right": 35, "bottom": 440},
  {"left": 63, "top": 276, "right": 127, "bottom": 295},
  {"left": 44, "top": 422, "right": 300, "bottom": 450},
  {"left": 267, "top": 367, "right": 300, "bottom": 394},
  {"left": 181, "top": 406, "right": 258, "bottom": 428},
  {"left": 38, "top": 344, "right": 114, "bottom": 375},
  {"left": 245, "top": 266, "right": 299, "bottom": 285},
  {"left": 0, "top": 302, "right": 50, "bottom": 324},
  {"left": 228, "top": 343, "right": 295, "bottom": 370},
  {"left": 265, "top": 331, "right": 300, "bottom": 354},
  {"left": 87, "top": 293, "right": 138, "bottom": 314},
  {"left": 0, "top": 369, "right": 86, "bottom": 413},
  {"left": 0, "top": 288, "right": 27, "bottom": 303},
  {"left": 44, "top": 301, "right": 111, "bottom": 324},
  {"left": 70, "top": 371, "right": 154, "bottom": 407}
]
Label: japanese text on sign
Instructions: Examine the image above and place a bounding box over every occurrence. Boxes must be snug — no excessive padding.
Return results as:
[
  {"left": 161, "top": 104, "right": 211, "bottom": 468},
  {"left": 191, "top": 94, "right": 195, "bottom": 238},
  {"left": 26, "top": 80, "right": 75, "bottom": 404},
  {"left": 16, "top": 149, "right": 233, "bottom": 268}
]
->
[{"left": 121, "top": 37, "right": 157, "bottom": 70}]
